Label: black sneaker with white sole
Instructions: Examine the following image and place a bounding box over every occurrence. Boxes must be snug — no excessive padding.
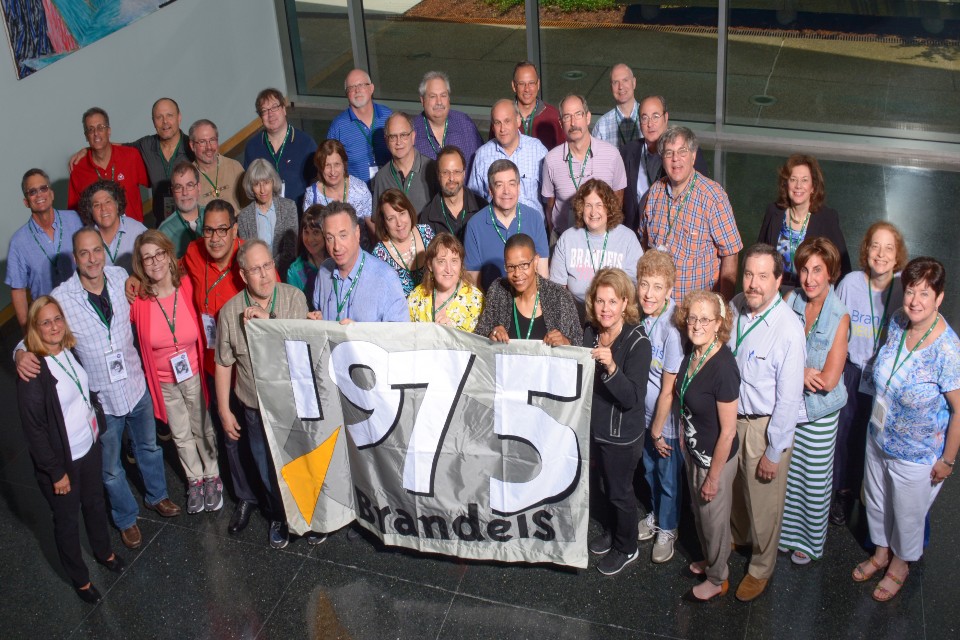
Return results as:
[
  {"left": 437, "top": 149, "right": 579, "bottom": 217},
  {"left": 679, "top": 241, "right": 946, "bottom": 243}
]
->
[
  {"left": 597, "top": 548, "right": 639, "bottom": 575},
  {"left": 589, "top": 531, "right": 613, "bottom": 555}
]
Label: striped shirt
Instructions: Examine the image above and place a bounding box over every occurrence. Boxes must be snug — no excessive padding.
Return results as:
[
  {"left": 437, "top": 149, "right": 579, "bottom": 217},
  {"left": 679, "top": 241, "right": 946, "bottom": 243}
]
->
[
  {"left": 592, "top": 102, "right": 641, "bottom": 150},
  {"left": 541, "top": 137, "right": 627, "bottom": 236},
  {"left": 326, "top": 103, "right": 393, "bottom": 182},
  {"left": 468, "top": 134, "right": 547, "bottom": 215},
  {"left": 640, "top": 171, "right": 743, "bottom": 302}
]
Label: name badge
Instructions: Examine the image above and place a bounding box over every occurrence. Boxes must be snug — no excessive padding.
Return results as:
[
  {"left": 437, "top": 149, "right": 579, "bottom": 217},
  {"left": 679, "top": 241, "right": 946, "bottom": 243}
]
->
[
  {"left": 89, "top": 409, "right": 99, "bottom": 440},
  {"left": 105, "top": 350, "right": 128, "bottom": 382},
  {"left": 201, "top": 313, "right": 217, "bottom": 349},
  {"left": 870, "top": 394, "right": 889, "bottom": 433},
  {"left": 858, "top": 361, "right": 876, "bottom": 396},
  {"left": 280, "top": 180, "right": 286, "bottom": 198},
  {"left": 170, "top": 351, "right": 194, "bottom": 383},
  {"left": 369, "top": 166, "right": 379, "bottom": 180},
  {"left": 656, "top": 244, "right": 668, "bottom": 253},
  {"left": 163, "top": 196, "right": 176, "bottom": 220}
]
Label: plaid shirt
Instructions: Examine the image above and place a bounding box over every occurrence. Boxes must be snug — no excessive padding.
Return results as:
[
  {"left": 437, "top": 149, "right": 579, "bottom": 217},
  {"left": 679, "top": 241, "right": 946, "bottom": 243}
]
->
[
  {"left": 640, "top": 171, "right": 742, "bottom": 302},
  {"left": 50, "top": 265, "right": 147, "bottom": 416}
]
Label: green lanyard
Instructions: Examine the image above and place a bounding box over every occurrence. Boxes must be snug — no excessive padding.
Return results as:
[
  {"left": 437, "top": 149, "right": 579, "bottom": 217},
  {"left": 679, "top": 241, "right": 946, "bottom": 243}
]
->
[
  {"left": 28, "top": 210, "right": 62, "bottom": 266},
  {"left": 333, "top": 253, "right": 365, "bottom": 320},
  {"left": 389, "top": 229, "right": 418, "bottom": 272},
  {"left": 95, "top": 164, "right": 116, "bottom": 182},
  {"left": 643, "top": 302, "right": 668, "bottom": 336},
  {"left": 519, "top": 99, "right": 539, "bottom": 136},
  {"left": 265, "top": 126, "right": 291, "bottom": 171},
  {"left": 49, "top": 351, "right": 92, "bottom": 412},
  {"left": 432, "top": 281, "right": 460, "bottom": 321},
  {"left": 156, "top": 289, "right": 180, "bottom": 347},
  {"left": 352, "top": 119, "right": 375, "bottom": 157},
  {"left": 567, "top": 145, "right": 592, "bottom": 191},
  {"left": 159, "top": 136, "right": 182, "bottom": 179},
  {"left": 243, "top": 285, "right": 278, "bottom": 316},
  {"left": 390, "top": 162, "right": 415, "bottom": 194},
  {"left": 512, "top": 287, "right": 541, "bottom": 340},
  {"left": 585, "top": 230, "right": 608, "bottom": 273},
  {"left": 679, "top": 339, "right": 717, "bottom": 409},
  {"left": 204, "top": 263, "right": 231, "bottom": 312},
  {"left": 426, "top": 118, "right": 448, "bottom": 156},
  {"left": 176, "top": 211, "right": 200, "bottom": 240},
  {"left": 198, "top": 158, "right": 221, "bottom": 198},
  {"left": 665, "top": 172, "right": 697, "bottom": 242},
  {"left": 490, "top": 204, "right": 521, "bottom": 245},
  {"left": 439, "top": 198, "right": 459, "bottom": 234},
  {"left": 786, "top": 209, "right": 811, "bottom": 272},
  {"left": 885, "top": 315, "right": 939, "bottom": 391},
  {"left": 88, "top": 275, "right": 113, "bottom": 345},
  {"left": 102, "top": 221, "right": 125, "bottom": 264},
  {"left": 321, "top": 179, "right": 348, "bottom": 205},
  {"left": 733, "top": 296, "right": 781, "bottom": 355},
  {"left": 868, "top": 278, "right": 895, "bottom": 354},
  {"left": 615, "top": 104, "right": 639, "bottom": 147}
]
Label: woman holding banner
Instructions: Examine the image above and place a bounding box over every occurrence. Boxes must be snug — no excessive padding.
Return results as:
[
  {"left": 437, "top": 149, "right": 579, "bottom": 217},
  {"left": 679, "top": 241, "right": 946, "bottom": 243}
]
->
[
  {"left": 408, "top": 232, "right": 484, "bottom": 332},
  {"left": 582, "top": 268, "right": 651, "bottom": 576}
]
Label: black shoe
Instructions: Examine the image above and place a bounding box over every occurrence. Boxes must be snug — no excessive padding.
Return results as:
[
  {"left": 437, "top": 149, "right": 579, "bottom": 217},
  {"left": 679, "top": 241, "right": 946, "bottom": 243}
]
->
[
  {"left": 228, "top": 500, "right": 255, "bottom": 535},
  {"left": 75, "top": 583, "right": 102, "bottom": 604},
  {"left": 346, "top": 526, "right": 361, "bottom": 541},
  {"left": 589, "top": 531, "right": 613, "bottom": 555},
  {"left": 124, "top": 438, "right": 137, "bottom": 465},
  {"left": 305, "top": 531, "right": 328, "bottom": 546},
  {"left": 830, "top": 492, "right": 850, "bottom": 526},
  {"left": 98, "top": 555, "right": 126, "bottom": 574},
  {"left": 597, "top": 548, "right": 639, "bottom": 576},
  {"left": 156, "top": 422, "right": 173, "bottom": 442}
]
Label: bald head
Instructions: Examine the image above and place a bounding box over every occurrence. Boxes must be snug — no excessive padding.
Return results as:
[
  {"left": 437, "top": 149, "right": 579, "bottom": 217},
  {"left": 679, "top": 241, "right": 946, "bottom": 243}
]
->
[
  {"left": 610, "top": 63, "right": 637, "bottom": 108},
  {"left": 344, "top": 68, "right": 374, "bottom": 110},
  {"left": 491, "top": 99, "right": 521, "bottom": 149}
]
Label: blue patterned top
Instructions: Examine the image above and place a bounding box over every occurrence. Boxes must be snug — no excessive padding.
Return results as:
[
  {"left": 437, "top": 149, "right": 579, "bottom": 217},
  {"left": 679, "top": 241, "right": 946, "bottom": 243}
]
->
[
  {"left": 870, "top": 310, "right": 960, "bottom": 465},
  {"left": 373, "top": 224, "right": 435, "bottom": 297},
  {"left": 776, "top": 217, "right": 807, "bottom": 278}
]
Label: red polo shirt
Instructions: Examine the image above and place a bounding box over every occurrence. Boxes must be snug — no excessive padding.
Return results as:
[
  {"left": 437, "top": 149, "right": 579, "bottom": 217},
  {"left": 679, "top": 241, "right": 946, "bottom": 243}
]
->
[{"left": 68, "top": 144, "right": 149, "bottom": 221}]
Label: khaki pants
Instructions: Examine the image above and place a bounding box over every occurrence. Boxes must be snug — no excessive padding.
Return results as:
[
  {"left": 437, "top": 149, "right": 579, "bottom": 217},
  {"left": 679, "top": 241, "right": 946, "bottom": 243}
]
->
[
  {"left": 686, "top": 449, "right": 739, "bottom": 586},
  {"left": 730, "top": 416, "right": 792, "bottom": 580},
  {"left": 160, "top": 374, "right": 219, "bottom": 482}
]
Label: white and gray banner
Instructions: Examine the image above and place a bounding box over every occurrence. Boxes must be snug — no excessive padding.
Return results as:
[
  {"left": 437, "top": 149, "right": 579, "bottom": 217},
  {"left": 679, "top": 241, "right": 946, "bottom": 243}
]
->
[{"left": 247, "top": 320, "right": 594, "bottom": 568}]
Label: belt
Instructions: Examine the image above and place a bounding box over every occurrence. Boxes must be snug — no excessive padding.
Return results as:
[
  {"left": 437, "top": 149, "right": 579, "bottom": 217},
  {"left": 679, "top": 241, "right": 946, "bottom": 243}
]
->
[{"left": 737, "top": 413, "right": 770, "bottom": 420}]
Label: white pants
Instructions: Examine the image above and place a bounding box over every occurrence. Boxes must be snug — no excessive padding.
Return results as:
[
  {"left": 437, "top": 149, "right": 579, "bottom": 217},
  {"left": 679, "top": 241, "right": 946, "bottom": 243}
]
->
[{"left": 863, "top": 436, "right": 942, "bottom": 562}]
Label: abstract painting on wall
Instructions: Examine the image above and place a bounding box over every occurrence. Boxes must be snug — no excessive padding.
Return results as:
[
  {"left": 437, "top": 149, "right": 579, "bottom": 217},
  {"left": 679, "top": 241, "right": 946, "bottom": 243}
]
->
[{"left": 2, "top": 0, "right": 163, "bottom": 79}]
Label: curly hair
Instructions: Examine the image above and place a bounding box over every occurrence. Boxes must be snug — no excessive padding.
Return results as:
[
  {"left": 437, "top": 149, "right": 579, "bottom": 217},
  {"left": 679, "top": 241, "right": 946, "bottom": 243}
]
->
[
  {"left": 77, "top": 180, "right": 126, "bottom": 225},
  {"left": 674, "top": 289, "right": 733, "bottom": 344},
  {"left": 572, "top": 178, "right": 623, "bottom": 230},
  {"left": 775, "top": 154, "right": 825, "bottom": 213},
  {"left": 585, "top": 268, "right": 641, "bottom": 327}
]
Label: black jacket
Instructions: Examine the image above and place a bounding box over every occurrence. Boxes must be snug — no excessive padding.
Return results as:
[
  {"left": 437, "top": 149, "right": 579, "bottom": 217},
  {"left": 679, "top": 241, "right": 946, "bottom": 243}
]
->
[
  {"left": 757, "top": 203, "right": 851, "bottom": 288},
  {"left": 582, "top": 323, "right": 651, "bottom": 445}
]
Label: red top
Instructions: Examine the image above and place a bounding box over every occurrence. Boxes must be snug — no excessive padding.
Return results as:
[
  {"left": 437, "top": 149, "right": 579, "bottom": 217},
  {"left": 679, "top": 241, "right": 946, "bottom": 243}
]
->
[
  {"left": 68, "top": 144, "right": 149, "bottom": 221},
  {"left": 180, "top": 237, "right": 245, "bottom": 376}
]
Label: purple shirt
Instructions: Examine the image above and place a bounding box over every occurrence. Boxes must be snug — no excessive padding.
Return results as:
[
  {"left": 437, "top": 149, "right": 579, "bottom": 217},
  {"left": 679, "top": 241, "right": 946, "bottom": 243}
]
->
[
  {"left": 413, "top": 110, "right": 483, "bottom": 172},
  {"left": 541, "top": 136, "right": 627, "bottom": 236}
]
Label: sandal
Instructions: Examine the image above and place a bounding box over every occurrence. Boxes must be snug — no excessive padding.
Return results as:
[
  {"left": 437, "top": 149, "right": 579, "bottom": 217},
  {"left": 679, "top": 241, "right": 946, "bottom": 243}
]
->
[
  {"left": 872, "top": 569, "right": 908, "bottom": 602},
  {"left": 852, "top": 556, "right": 887, "bottom": 582}
]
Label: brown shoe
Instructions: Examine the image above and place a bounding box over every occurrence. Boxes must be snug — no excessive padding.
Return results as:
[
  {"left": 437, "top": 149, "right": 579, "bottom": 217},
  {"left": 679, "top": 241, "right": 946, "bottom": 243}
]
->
[
  {"left": 735, "top": 574, "right": 769, "bottom": 602},
  {"left": 146, "top": 498, "right": 181, "bottom": 517},
  {"left": 121, "top": 524, "right": 142, "bottom": 549}
]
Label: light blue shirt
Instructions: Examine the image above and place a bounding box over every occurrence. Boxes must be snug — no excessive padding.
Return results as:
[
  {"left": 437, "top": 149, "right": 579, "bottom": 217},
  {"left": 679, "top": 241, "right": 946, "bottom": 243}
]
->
[
  {"left": 255, "top": 201, "right": 276, "bottom": 245},
  {"left": 592, "top": 102, "right": 641, "bottom": 149},
  {"left": 727, "top": 293, "right": 806, "bottom": 463},
  {"left": 5, "top": 210, "right": 83, "bottom": 297},
  {"left": 313, "top": 250, "right": 409, "bottom": 322},
  {"left": 100, "top": 215, "right": 147, "bottom": 274},
  {"left": 468, "top": 134, "right": 547, "bottom": 215}
]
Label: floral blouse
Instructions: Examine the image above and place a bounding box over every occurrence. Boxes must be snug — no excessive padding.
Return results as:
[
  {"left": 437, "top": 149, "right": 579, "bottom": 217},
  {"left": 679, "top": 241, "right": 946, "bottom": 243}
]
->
[
  {"left": 408, "top": 281, "right": 484, "bottom": 332},
  {"left": 373, "top": 224, "right": 434, "bottom": 297}
]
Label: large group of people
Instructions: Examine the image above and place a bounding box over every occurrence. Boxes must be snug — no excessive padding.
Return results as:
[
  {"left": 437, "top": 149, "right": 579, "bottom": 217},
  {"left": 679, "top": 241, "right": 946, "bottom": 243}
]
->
[{"left": 8, "top": 63, "right": 958, "bottom": 608}]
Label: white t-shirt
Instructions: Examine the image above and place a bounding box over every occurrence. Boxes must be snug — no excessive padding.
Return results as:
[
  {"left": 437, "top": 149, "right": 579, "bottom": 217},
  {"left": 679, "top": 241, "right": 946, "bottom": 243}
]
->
[{"left": 46, "top": 351, "right": 94, "bottom": 461}]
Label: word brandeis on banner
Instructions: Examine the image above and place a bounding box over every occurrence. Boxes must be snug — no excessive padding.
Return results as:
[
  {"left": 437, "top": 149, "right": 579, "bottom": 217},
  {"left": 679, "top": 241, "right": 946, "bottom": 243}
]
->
[{"left": 247, "top": 320, "right": 595, "bottom": 568}]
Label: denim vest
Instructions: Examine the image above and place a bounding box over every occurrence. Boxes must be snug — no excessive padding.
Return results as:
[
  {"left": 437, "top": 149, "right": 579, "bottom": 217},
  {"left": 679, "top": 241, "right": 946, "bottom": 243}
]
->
[{"left": 789, "top": 286, "right": 849, "bottom": 421}]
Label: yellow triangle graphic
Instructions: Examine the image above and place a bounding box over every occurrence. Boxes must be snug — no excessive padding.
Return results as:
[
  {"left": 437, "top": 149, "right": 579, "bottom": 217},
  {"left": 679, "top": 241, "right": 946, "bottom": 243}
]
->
[{"left": 281, "top": 427, "right": 341, "bottom": 524}]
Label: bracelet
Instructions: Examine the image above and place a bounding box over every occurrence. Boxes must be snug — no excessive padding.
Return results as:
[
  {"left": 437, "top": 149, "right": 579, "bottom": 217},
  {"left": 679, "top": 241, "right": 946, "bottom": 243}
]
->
[
  {"left": 941, "top": 457, "right": 956, "bottom": 468},
  {"left": 653, "top": 435, "right": 664, "bottom": 443}
]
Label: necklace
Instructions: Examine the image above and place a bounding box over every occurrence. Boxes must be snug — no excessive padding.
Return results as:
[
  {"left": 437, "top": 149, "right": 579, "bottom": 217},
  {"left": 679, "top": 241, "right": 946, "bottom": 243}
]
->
[{"left": 597, "top": 322, "right": 623, "bottom": 348}]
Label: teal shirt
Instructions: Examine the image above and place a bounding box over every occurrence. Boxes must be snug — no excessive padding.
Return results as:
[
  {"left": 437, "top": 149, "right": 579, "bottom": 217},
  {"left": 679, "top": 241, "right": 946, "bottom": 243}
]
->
[{"left": 158, "top": 207, "right": 205, "bottom": 258}]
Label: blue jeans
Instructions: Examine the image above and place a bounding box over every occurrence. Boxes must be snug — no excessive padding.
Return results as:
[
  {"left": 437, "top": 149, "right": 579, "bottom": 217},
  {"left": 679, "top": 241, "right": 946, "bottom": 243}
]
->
[
  {"left": 642, "top": 435, "right": 683, "bottom": 531},
  {"left": 100, "top": 389, "right": 169, "bottom": 530}
]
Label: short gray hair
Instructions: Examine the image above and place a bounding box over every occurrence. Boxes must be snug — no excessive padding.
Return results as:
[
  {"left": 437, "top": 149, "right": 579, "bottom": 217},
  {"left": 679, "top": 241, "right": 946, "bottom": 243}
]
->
[
  {"left": 419, "top": 70, "right": 451, "bottom": 98},
  {"left": 237, "top": 238, "right": 272, "bottom": 270},
  {"left": 188, "top": 118, "right": 219, "bottom": 140},
  {"left": 487, "top": 159, "right": 519, "bottom": 189},
  {"left": 344, "top": 69, "right": 371, "bottom": 91},
  {"left": 657, "top": 126, "right": 698, "bottom": 156},
  {"left": 243, "top": 159, "right": 282, "bottom": 199},
  {"left": 491, "top": 98, "right": 521, "bottom": 120},
  {"left": 559, "top": 94, "right": 589, "bottom": 116}
]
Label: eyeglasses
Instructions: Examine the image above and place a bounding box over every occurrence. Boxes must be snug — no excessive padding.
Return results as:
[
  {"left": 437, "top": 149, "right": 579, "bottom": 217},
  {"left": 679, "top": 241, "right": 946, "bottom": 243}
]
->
[
  {"left": 202, "top": 226, "right": 232, "bottom": 238},
  {"left": 38, "top": 314, "right": 65, "bottom": 329},
  {"left": 439, "top": 169, "right": 464, "bottom": 178},
  {"left": 386, "top": 131, "right": 413, "bottom": 143},
  {"left": 172, "top": 181, "right": 199, "bottom": 193},
  {"left": 192, "top": 137, "right": 218, "bottom": 147},
  {"left": 662, "top": 147, "right": 691, "bottom": 160},
  {"left": 505, "top": 260, "right": 533, "bottom": 274},
  {"left": 686, "top": 316, "right": 717, "bottom": 327},
  {"left": 244, "top": 261, "right": 275, "bottom": 277},
  {"left": 141, "top": 249, "right": 168, "bottom": 266},
  {"left": 640, "top": 113, "right": 663, "bottom": 124},
  {"left": 84, "top": 124, "right": 109, "bottom": 135},
  {"left": 259, "top": 103, "right": 283, "bottom": 117},
  {"left": 560, "top": 111, "right": 587, "bottom": 123},
  {"left": 514, "top": 80, "right": 538, "bottom": 88},
  {"left": 25, "top": 184, "right": 50, "bottom": 198},
  {"left": 345, "top": 82, "right": 371, "bottom": 93}
]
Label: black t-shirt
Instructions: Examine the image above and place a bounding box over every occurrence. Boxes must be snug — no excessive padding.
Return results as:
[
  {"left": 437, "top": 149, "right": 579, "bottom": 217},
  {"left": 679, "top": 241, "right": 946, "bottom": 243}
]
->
[
  {"left": 513, "top": 311, "right": 547, "bottom": 341},
  {"left": 677, "top": 344, "right": 741, "bottom": 469}
]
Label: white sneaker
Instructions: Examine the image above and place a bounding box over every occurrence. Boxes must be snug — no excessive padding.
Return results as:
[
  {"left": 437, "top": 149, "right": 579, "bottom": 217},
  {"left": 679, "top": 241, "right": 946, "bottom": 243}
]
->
[
  {"left": 652, "top": 529, "right": 677, "bottom": 564},
  {"left": 637, "top": 512, "right": 656, "bottom": 541}
]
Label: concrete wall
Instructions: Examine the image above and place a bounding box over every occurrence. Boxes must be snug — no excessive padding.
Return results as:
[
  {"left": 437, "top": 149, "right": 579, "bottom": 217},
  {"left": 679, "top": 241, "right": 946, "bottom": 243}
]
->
[{"left": 0, "top": 0, "right": 287, "bottom": 307}]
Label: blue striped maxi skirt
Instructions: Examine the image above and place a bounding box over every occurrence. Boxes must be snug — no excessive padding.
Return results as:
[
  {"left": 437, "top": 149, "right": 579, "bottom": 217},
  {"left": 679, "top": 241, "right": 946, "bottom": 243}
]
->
[{"left": 779, "top": 410, "right": 840, "bottom": 560}]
